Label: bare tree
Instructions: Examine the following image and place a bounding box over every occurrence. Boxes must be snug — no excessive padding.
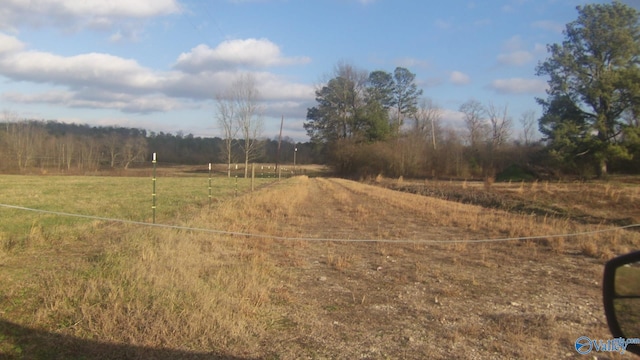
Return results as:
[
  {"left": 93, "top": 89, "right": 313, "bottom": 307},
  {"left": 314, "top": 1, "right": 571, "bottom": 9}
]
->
[
  {"left": 519, "top": 109, "right": 537, "bottom": 145},
  {"left": 459, "top": 99, "right": 488, "bottom": 149},
  {"left": 486, "top": 102, "right": 512, "bottom": 149},
  {"left": 122, "top": 136, "right": 147, "bottom": 170},
  {"left": 401, "top": 98, "right": 443, "bottom": 177},
  {"left": 484, "top": 102, "right": 513, "bottom": 177},
  {"left": 104, "top": 131, "right": 122, "bottom": 168},
  {"left": 440, "top": 127, "right": 466, "bottom": 177},
  {"left": 232, "top": 74, "right": 263, "bottom": 178},
  {"left": 414, "top": 98, "right": 442, "bottom": 151},
  {"left": 3, "top": 112, "right": 39, "bottom": 170},
  {"left": 215, "top": 92, "right": 238, "bottom": 177}
]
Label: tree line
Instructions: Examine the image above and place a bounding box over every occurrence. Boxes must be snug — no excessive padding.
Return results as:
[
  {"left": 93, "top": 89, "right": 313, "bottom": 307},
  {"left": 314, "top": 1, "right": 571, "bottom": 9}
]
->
[
  {"left": 0, "top": 115, "right": 148, "bottom": 173},
  {"left": 303, "top": 62, "right": 544, "bottom": 179},
  {"left": 0, "top": 115, "right": 314, "bottom": 174}
]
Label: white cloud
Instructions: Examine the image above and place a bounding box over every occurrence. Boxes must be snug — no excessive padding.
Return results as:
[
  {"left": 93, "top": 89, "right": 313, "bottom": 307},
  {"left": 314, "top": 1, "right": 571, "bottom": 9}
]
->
[
  {"left": 489, "top": 78, "right": 548, "bottom": 94},
  {"left": 0, "top": 50, "right": 159, "bottom": 91},
  {"left": 3, "top": 90, "right": 181, "bottom": 113},
  {"left": 0, "top": 0, "right": 181, "bottom": 31},
  {"left": 163, "top": 70, "right": 314, "bottom": 101},
  {"left": 174, "top": 39, "right": 311, "bottom": 73},
  {"left": 253, "top": 72, "right": 315, "bottom": 101},
  {"left": 61, "top": 0, "right": 181, "bottom": 18},
  {"left": 440, "top": 108, "right": 466, "bottom": 129},
  {"left": 0, "top": 36, "right": 315, "bottom": 114},
  {"left": 497, "top": 50, "right": 533, "bottom": 66},
  {"left": 496, "top": 35, "right": 537, "bottom": 66},
  {"left": 0, "top": 33, "right": 24, "bottom": 54},
  {"left": 450, "top": 71, "right": 470, "bottom": 85}
]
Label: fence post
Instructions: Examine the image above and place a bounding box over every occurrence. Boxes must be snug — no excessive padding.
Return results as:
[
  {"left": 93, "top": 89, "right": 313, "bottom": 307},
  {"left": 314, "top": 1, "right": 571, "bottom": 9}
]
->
[
  {"left": 208, "top": 162, "right": 212, "bottom": 209},
  {"left": 251, "top": 163, "right": 255, "bottom": 192},
  {"left": 152, "top": 152, "right": 157, "bottom": 224},
  {"left": 235, "top": 175, "right": 238, "bottom": 197}
]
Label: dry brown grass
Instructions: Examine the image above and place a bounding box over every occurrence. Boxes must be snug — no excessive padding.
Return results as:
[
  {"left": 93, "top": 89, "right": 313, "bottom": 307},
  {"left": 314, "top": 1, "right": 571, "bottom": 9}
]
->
[
  {"left": 2, "top": 175, "right": 640, "bottom": 359},
  {"left": 7, "top": 227, "right": 281, "bottom": 355}
]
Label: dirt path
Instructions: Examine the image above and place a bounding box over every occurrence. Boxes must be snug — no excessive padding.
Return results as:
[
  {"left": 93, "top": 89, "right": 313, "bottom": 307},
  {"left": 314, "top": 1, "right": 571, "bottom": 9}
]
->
[{"left": 236, "top": 177, "right": 622, "bottom": 359}]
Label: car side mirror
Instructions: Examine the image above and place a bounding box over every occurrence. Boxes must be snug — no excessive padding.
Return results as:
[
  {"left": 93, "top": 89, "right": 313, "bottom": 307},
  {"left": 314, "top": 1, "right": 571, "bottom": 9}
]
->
[{"left": 603, "top": 250, "right": 640, "bottom": 356}]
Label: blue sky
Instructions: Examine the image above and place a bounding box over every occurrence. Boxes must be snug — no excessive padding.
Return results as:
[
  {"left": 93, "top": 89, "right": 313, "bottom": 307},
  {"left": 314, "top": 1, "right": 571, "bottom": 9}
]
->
[{"left": 0, "top": 0, "right": 635, "bottom": 141}]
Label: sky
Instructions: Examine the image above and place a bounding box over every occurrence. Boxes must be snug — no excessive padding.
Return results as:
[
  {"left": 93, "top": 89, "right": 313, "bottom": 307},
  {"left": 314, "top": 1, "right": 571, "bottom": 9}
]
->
[{"left": 0, "top": 0, "right": 638, "bottom": 142}]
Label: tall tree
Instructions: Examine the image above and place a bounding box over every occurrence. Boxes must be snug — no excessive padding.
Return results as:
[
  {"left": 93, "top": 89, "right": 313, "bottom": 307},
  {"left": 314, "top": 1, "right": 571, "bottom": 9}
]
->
[
  {"left": 304, "top": 63, "right": 369, "bottom": 143},
  {"left": 391, "top": 67, "right": 423, "bottom": 134},
  {"left": 538, "top": 94, "right": 594, "bottom": 172},
  {"left": 367, "top": 70, "right": 395, "bottom": 110},
  {"left": 536, "top": 1, "right": 640, "bottom": 176},
  {"left": 364, "top": 70, "right": 394, "bottom": 141}
]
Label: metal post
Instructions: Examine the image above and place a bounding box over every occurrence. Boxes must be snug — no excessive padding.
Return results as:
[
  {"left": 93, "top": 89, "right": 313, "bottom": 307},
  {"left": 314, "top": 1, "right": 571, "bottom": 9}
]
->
[
  {"left": 294, "top": 147, "right": 297, "bottom": 175},
  {"left": 152, "top": 152, "right": 157, "bottom": 224},
  {"left": 208, "top": 163, "right": 212, "bottom": 209},
  {"left": 235, "top": 175, "right": 238, "bottom": 197}
]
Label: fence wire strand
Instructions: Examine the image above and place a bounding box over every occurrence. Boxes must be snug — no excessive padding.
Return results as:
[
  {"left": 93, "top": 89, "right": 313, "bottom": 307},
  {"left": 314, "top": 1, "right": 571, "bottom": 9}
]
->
[{"left": 1, "top": 203, "right": 638, "bottom": 244}]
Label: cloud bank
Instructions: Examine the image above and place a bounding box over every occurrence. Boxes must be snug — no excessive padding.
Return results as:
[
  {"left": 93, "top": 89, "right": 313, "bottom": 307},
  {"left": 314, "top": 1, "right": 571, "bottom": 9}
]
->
[
  {"left": 0, "top": 33, "right": 314, "bottom": 115},
  {"left": 0, "top": 0, "right": 182, "bottom": 31}
]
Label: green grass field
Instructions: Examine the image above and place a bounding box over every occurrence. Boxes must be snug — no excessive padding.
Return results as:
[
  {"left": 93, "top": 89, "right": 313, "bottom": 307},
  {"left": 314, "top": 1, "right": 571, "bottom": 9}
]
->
[{"left": 0, "top": 174, "right": 272, "bottom": 242}]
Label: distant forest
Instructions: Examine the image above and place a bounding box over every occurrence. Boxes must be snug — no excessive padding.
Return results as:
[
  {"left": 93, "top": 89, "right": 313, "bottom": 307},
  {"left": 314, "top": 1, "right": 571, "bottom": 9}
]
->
[
  {"left": 1, "top": 119, "right": 639, "bottom": 179},
  {"left": 0, "top": 120, "right": 318, "bottom": 174}
]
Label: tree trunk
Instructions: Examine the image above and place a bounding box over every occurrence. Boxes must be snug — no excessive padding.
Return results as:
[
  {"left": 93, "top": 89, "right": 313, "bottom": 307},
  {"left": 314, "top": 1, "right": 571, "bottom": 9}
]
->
[
  {"left": 244, "top": 151, "right": 249, "bottom": 178},
  {"left": 597, "top": 158, "right": 608, "bottom": 178},
  {"left": 227, "top": 150, "right": 231, "bottom": 178}
]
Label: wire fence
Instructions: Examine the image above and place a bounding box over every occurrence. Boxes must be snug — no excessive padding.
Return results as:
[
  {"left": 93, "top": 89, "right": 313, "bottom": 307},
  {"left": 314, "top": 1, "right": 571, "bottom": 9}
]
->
[{"left": 1, "top": 203, "right": 638, "bottom": 245}]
